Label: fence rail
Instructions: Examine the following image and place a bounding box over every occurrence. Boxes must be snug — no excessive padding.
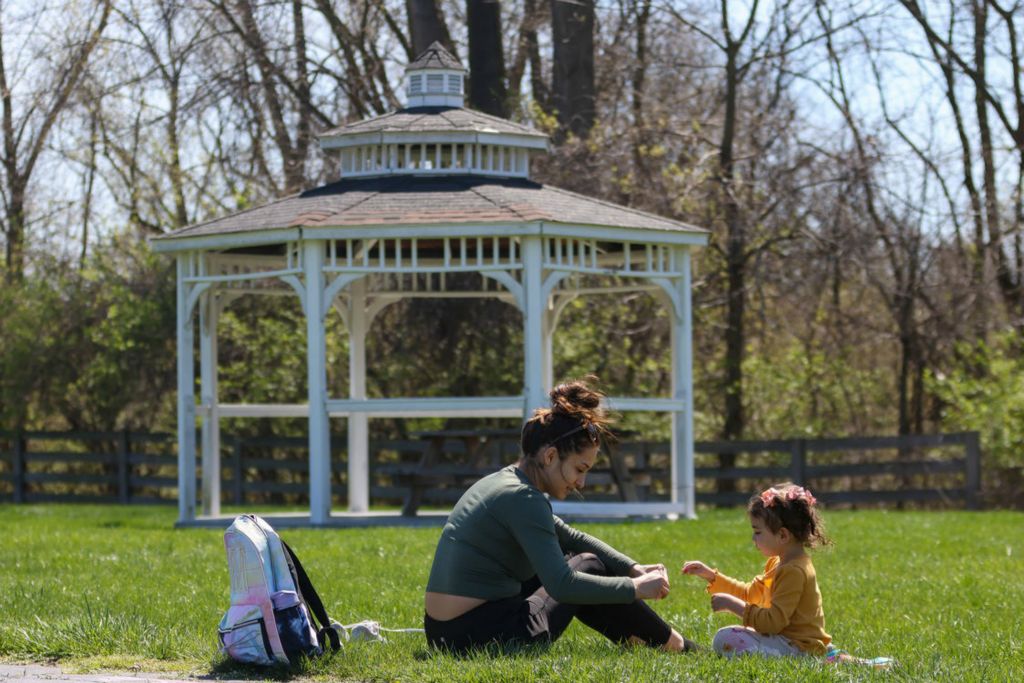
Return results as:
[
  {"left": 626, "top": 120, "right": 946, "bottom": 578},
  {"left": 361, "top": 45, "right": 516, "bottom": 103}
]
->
[{"left": 0, "top": 430, "right": 981, "bottom": 509}]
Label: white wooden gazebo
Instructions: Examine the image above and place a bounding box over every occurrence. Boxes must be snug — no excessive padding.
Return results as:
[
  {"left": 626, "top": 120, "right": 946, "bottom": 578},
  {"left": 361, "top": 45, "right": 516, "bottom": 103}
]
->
[{"left": 153, "top": 43, "right": 708, "bottom": 526}]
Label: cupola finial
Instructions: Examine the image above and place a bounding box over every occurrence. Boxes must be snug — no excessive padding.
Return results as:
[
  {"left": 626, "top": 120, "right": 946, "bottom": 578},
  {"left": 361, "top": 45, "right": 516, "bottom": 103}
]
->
[{"left": 405, "top": 41, "right": 466, "bottom": 108}]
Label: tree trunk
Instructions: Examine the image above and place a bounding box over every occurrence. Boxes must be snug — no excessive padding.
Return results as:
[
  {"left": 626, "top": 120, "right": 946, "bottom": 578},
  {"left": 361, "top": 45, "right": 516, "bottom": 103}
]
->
[
  {"left": 508, "top": 0, "right": 546, "bottom": 105},
  {"left": 973, "top": 0, "right": 1022, "bottom": 318},
  {"left": 167, "top": 72, "right": 189, "bottom": 229},
  {"left": 940, "top": 48, "right": 987, "bottom": 337},
  {"left": 718, "top": 41, "right": 744, "bottom": 495},
  {"left": 291, "top": 0, "right": 312, "bottom": 188},
  {"left": 551, "top": 0, "right": 595, "bottom": 140},
  {"left": 4, "top": 189, "right": 26, "bottom": 283},
  {"left": 406, "top": 0, "right": 453, "bottom": 56},
  {"left": 527, "top": 0, "right": 549, "bottom": 111},
  {"left": 630, "top": 0, "right": 652, "bottom": 194},
  {"left": 467, "top": 0, "right": 507, "bottom": 116},
  {"left": 80, "top": 108, "right": 99, "bottom": 268}
]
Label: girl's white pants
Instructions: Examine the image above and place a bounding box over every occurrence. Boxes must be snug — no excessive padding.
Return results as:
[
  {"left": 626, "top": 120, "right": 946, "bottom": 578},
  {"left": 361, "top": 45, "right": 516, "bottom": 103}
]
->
[{"left": 712, "top": 626, "right": 805, "bottom": 657}]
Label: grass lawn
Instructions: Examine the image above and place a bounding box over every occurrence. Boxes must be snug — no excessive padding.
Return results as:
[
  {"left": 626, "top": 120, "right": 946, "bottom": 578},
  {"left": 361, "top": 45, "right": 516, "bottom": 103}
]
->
[{"left": 0, "top": 505, "right": 1021, "bottom": 682}]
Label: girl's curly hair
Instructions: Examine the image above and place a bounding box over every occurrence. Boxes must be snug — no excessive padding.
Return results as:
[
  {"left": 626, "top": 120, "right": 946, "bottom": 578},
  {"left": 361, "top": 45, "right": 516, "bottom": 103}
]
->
[{"left": 748, "top": 482, "right": 831, "bottom": 548}]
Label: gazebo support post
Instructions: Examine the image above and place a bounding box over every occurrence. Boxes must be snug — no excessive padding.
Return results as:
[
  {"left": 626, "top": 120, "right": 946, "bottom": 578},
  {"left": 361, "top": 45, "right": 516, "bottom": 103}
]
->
[
  {"left": 522, "top": 236, "right": 547, "bottom": 416},
  {"left": 347, "top": 278, "right": 370, "bottom": 512},
  {"left": 670, "top": 247, "right": 696, "bottom": 519},
  {"left": 304, "top": 240, "right": 332, "bottom": 524},
  {"left": 542, "top": 308, "right": 555, "bottom": 390},
  {"left": 176, "top": 254, "right": 197, "bottom": 523},
  {"left": 199, "top": 290, "right": 221, "bottom": 516}
]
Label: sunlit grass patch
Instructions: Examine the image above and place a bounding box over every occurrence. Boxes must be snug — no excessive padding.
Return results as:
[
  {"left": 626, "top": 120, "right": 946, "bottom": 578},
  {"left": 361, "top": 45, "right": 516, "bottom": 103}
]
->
[{"left": 0, "top": 504, "right": 1021, "bottom": 681}]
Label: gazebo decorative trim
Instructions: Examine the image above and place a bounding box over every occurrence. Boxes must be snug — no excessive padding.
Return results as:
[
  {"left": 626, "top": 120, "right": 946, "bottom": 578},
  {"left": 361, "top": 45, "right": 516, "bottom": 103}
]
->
[
  {"left": 157, "top": 44, "right": 708, "bottom": 526},
  {"left": 318, "top": 130, "right": 549, "bottom": 149}
]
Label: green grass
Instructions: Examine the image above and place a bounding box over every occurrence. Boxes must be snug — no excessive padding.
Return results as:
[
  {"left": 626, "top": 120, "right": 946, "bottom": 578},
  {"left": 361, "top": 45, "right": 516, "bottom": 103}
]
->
[{"left": 0, "top": 505, "right": 1021, "bottom": 681}]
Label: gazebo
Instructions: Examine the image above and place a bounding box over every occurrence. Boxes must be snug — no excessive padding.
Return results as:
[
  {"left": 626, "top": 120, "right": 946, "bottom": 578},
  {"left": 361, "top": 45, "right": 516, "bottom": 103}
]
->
[{"left": 152, "top": 43, "right": 708, "bottom": 526}]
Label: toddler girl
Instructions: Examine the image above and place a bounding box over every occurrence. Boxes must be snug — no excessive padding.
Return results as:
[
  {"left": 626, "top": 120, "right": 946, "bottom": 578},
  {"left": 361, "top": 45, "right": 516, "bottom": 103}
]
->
[{"left": 682, "top": 482, "right": 832, "bottom": 657}]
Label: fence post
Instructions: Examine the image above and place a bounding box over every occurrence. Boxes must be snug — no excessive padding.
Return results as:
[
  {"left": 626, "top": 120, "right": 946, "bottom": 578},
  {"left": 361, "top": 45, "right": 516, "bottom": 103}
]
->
[
  {"left": 789, "top": 438, "right": 807, "bottom": 486},
  {"left": 233, "top": 437, "right": 244, "bottom": 505},
  {"left": 964, "top": 431, "right": 981, "bottom": 510},
  {"left": 12, "top": 431, "right": 25, "bottom": 503},
  {"left": 117, "top": 429, "right": 130, "bottom": 504}
]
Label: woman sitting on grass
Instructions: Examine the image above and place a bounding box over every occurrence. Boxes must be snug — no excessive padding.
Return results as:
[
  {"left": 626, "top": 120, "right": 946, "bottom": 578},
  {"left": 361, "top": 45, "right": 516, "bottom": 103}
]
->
[
  {"left": 681, "top": 483, "right": 832, "bottom": 657},
  {"left": 423, "top": 379, "right": 695, "bottom": 654}
]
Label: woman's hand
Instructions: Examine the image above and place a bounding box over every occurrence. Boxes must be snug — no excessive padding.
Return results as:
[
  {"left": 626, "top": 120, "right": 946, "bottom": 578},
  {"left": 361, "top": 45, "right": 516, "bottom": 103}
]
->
[
  {"left": 629, "top": 563, "right": 666, "bottom": 578},
  {"left": 680, "top": 560, "right": 716, "bottom": 582},
  {"left": 710, "top": 592, "right": 746, "bottom": 617},
  {"left": 631, "top": 570, "right": 670, "bottom": 601}
]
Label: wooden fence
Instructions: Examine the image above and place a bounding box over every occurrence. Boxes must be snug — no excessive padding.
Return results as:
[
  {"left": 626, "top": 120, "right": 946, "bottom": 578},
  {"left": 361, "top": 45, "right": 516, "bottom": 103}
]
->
[
  {"left": 0, "top": 430, "right": 981, "bottom": 509},
  {"left": 692, "top": 433, "right": 981, "bottom": 509}
]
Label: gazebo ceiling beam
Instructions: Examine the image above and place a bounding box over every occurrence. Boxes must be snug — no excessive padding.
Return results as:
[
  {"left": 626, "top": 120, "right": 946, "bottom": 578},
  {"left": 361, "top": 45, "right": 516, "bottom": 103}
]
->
[
  {"left": 188, "top": 272, "right": 675, "bottom": 312},
  {"left": 183, "top": 267, "right": 303, "bottom": 284},
  {"left": 190, "top": 263, "right": 683, "bottom": 287},
  {"left": 213, "top": 396, "right": 686, "bottom": 419},
  {"left": 322, "top": 263, "right": 523, "bottom": 274}
]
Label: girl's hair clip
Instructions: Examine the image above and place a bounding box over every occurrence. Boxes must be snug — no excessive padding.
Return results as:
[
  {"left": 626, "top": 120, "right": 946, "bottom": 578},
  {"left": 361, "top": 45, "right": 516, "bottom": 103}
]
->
[
  {"left": 760, "top": 486, "right": 817, "bottom": 508},
  {"left": 786, "top": 486, "right": 817, "bottom": 506}
]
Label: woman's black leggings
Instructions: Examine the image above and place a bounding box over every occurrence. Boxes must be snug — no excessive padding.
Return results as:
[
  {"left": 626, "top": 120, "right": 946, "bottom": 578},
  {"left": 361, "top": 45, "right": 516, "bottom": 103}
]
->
[{"left": 424, "top": 553, "right": 674, "bottom": 653}]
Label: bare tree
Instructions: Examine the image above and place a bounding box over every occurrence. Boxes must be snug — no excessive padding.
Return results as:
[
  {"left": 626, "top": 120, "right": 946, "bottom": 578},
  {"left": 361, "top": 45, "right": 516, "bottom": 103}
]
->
[
  {"left": 205, "top": 0, "right": 318, "bottom": 195},
  {"left": 0, "top": 0, "right": 112, "bottom": 281},
  {"left": 898, "top": 0, "right": 1024, "bottom": 329},
  {"left": 665, "top": 1, "right": 815, "bottom": 442},
  {"left": 313, "top": 0, "right": 402, "bottom": 118},
  {"left": 98, "top": 0, "right": 217, "bottom": 232},
  {"left": 812, "top": 2, "right": 942, "bottom": 437}
]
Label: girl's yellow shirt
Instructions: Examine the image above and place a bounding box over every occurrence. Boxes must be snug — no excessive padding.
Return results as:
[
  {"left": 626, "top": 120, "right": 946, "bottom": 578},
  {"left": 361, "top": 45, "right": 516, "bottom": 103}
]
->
[{"left": 707, "top": 554, "right": 831, "bottom": 654}]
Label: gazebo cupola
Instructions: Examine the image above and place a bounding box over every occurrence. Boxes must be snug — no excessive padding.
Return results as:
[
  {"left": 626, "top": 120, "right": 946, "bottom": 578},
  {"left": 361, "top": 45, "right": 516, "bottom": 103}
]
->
[
  {"left": 318, "top": 43, "right": 545, "bottom": 180},
  {"left": 404, "top": 40, "right": 466, "bottom": 108},
  {"left": 153, "top": 42, "right": 708, "bottom": 528}
]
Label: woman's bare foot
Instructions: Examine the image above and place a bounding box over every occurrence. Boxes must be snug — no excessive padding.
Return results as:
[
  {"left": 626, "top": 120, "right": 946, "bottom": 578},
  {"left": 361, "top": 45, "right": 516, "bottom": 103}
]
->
[{"left": 662, "top": 628, "right": 698, "bottom": 652}]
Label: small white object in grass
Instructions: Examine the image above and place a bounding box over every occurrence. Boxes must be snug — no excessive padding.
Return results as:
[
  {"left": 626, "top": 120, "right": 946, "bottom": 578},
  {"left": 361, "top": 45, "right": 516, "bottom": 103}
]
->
[
  {"left": 1008, "top": 546, "right": 1013, "bottom": 557},
  {"left": 347, "top": 620, "right": 385, "bottom": 642}
]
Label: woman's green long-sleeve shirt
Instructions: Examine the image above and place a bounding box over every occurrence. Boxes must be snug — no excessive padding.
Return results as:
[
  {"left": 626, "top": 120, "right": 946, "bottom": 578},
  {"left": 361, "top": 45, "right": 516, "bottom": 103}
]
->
[{"left": 425, "top": 465, "right": 637, "bottom": 604}]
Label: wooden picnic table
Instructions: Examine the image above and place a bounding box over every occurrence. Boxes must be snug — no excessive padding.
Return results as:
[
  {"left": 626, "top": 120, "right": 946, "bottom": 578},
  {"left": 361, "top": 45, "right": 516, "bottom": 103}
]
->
[
  {"left": 400, "top": 428, "right": 520, "bottom": 515},
  {"left": 396, "top": 427, "right": 653, "bottom": 514}
]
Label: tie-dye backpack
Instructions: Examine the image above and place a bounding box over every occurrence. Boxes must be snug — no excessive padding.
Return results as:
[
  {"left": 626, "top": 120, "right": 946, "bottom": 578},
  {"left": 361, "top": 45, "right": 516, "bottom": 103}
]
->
[{"left": 218, "top": 514, "right": 342, "bottom": 665}]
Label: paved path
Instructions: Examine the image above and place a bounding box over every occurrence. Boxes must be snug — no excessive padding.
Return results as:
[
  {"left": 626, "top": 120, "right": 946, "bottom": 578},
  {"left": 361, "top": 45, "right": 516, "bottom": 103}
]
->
[{"left": 0, "top": 664, "right": 249, "bottom": 683}]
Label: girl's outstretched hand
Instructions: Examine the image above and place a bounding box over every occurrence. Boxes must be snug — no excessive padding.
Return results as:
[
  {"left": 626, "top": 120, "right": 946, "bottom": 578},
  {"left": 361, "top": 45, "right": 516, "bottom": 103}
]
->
[{"left": 681, "top": 560, "right": 716, "bottom": 582}]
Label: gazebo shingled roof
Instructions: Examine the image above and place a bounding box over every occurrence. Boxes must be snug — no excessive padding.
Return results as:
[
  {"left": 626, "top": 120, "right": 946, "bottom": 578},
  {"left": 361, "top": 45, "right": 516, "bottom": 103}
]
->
[
  {"left": 157, "top": 176, "right": 704, "bottom": 240},
  {"left": 406, "top": 40, "right": 466, "bottom": 71},
  {"left": 155, "top": 42, "right": 708, "bottom": 527},
  {"left": 318, "top": 106, "right": 546, "bottom": 140}
]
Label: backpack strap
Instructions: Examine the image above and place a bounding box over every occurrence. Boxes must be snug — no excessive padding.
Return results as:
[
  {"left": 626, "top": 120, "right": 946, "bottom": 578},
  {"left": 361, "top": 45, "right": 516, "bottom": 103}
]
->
[{"left": 281, "top": 541, "right": 342, "bottom": 652}]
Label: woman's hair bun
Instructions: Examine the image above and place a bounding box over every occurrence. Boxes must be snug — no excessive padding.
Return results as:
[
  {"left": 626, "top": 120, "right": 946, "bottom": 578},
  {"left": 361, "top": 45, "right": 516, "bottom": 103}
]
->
[
  {"left": 521, "top": 376, "right": 614, "bottom": 458},
  {"left": 549, "top": 378, "right": 603, "bottom": 416}
]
